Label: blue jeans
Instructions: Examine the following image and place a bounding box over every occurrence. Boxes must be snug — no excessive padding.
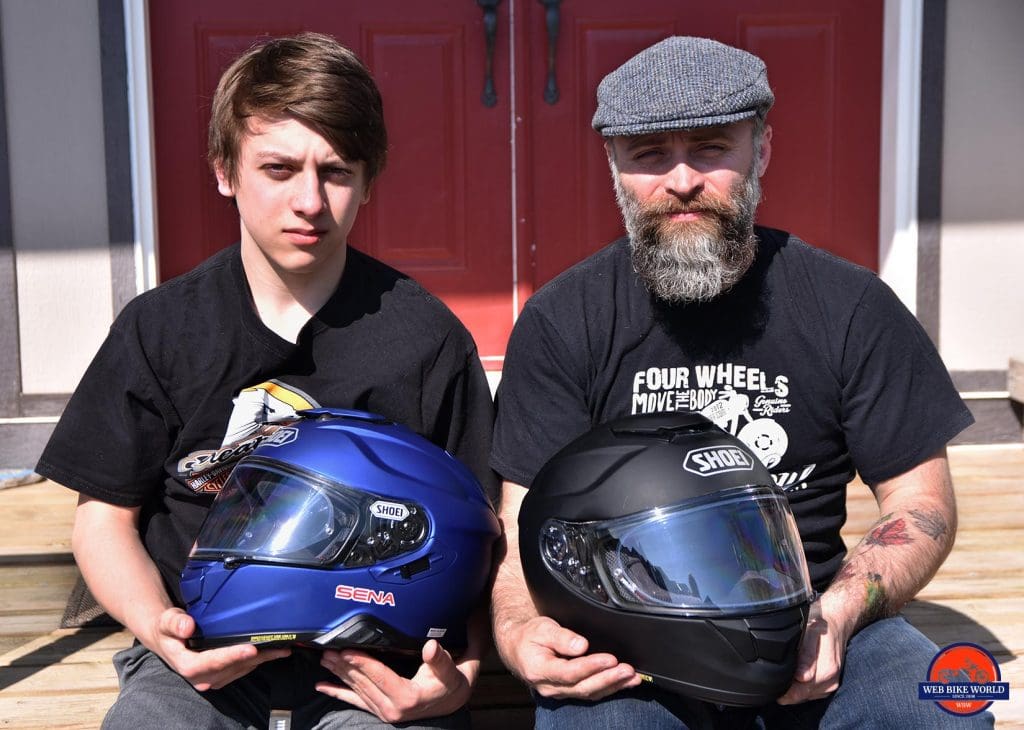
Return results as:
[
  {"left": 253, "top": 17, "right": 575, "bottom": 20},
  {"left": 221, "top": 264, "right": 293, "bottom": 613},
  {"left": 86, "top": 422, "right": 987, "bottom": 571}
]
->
[
  {"left": 535, "top": 617, "right": 996, "bottom": 730},
  {"left": 103, "top": 643, "right": 470, "bottom": 730}
]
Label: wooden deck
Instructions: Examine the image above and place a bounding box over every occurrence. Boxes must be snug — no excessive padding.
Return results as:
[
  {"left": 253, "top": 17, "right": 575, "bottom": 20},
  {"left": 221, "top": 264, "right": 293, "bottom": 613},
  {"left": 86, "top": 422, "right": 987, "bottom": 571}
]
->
[{"left": 1, "top": 444, "right": 1021, "bottom": 728}]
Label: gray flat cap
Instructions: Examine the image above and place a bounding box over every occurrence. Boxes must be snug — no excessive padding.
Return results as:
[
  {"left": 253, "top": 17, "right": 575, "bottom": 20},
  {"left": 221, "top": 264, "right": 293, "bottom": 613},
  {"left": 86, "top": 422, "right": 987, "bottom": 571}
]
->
[{"left": 592, "top": 36, "right": 773, "bottom": 137}]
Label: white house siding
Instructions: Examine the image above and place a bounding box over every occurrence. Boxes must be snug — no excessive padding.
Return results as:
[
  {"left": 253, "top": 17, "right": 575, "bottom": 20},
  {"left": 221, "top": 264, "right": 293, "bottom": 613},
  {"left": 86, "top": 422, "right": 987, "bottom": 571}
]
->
[
  {"left": 1, "top": 0, "right": 113, "bottom": 395},
  {"left": 940, "top": 0, "right": 1024, "bottom": 373}
]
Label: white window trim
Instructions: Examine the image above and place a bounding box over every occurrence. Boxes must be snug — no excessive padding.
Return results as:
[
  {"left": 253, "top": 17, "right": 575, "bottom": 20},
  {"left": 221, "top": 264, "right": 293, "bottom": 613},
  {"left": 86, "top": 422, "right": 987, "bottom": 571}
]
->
[
  {"left": 878, "top": 0, "right": 923, "bottom": 314},
  {"left": 124, "top": 0, "right": 158, "bottom": 293}
]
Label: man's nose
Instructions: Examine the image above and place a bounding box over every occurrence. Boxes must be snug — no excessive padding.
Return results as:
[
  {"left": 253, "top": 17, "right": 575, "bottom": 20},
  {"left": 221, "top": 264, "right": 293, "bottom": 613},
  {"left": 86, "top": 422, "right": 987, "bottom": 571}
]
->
[
  {"left": 292, "top": 172, "right": 326, "bottom": 216},
  {"left": 664, "top": 160, "right": 705, "bottom": 200}
]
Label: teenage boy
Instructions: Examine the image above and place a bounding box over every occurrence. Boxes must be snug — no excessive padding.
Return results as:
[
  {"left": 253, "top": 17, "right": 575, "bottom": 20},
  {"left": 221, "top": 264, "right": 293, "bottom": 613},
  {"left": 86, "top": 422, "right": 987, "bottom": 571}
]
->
[{"left": 37, "top": 33, "right": 495, "bottom": 729}]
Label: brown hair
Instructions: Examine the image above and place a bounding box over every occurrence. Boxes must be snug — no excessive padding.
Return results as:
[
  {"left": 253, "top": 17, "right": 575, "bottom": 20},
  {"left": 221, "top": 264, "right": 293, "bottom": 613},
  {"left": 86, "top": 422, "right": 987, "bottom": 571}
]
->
[{"left": 208, "top": 32, "right": 387, "bottom": 185}]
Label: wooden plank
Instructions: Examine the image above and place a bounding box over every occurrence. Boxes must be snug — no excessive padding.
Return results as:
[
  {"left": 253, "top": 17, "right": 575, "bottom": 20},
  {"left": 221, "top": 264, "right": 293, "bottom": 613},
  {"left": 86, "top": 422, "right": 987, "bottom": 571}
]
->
[
  {"left": 0, "top": 658, "right": 119, "bottom": 695},
  {"left": 904, "top": 599, "right": 1024, "bottom": 653},
  {"left": 0, "top": 480, "right": 76, "bottom": 558},
  {"left": 0, "top": 565, "right": 80, "bottom": 613},
  {"left": 0, "top": 613, "right": 67, "bottom": 638},
  {"left": 0, "top": 629, "right": 132, "bottom": 668},
  {"left": 0, "top": 628, "right": 126, "bottom": 730},
  {"left": 0, "top": 692, "right": 121, "bottom": 730}
]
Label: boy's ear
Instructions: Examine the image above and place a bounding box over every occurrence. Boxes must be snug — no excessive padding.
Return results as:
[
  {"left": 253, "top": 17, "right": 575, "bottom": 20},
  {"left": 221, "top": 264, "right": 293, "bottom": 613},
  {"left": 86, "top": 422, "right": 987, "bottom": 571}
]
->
[{"left": 214, "top": 161, "right": 235, "bottom": 198}]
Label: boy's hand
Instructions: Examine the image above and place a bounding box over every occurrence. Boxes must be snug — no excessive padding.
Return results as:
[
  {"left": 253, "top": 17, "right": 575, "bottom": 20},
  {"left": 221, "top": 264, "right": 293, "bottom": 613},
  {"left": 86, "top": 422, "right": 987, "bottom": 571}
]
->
[
  {"left": 153, "top": 607, "right": 291, "bottom": 691},
  {"left": 316, "top": 640, "right": 475, "bottom": 723}
]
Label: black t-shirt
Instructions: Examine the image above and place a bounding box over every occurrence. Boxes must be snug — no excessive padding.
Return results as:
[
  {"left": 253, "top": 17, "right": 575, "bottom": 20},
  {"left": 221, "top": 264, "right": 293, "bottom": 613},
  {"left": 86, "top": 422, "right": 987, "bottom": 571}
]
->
[
  {"left": 38, "top": 245, "right": 497, "bottom": 604},
  {"left": 491, "top": 228, "right": 973, "bottom": 589}
]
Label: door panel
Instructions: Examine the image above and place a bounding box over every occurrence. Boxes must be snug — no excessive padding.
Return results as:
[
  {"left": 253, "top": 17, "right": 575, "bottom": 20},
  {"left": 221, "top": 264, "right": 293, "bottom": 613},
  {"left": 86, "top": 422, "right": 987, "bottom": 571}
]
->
[
  {"left": 521, "top": 20, "right": 674, "bottom": 292},
  {"left": 744, "top": 17, "right": 838, "bottom": 256},
  {"left": 150, "top": 1, "right": 882, "bottom": 366},
  {"left": 149, "top": 1, "right": 514, "bottom": 364},
  {"left": 519, "top": 0, "right": 882, "bottom": 294}
]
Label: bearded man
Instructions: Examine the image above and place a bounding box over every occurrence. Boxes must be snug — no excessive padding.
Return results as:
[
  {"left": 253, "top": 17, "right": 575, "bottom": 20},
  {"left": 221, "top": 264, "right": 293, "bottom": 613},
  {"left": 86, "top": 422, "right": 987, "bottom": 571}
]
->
[{"left": 488, "top": 37, "right": 990, "bottom": 729}]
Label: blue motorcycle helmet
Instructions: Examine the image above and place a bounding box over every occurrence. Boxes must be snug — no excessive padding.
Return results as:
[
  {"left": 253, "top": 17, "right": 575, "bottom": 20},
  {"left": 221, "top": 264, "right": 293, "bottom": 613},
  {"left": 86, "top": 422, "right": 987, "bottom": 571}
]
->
[{"left": 181, "top": 408, "right": 499, "bottom": 655}]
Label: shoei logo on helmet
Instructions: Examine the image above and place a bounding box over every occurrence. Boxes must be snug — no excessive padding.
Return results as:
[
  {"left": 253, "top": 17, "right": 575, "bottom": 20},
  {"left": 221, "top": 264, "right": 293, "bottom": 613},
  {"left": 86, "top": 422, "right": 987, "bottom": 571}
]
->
[
  {"left": 370, "top": 500, "right": 410, "bottom": 521},
  {"left": 334, "top": 584, "right": 396, "bottom": 606},
  {"left": 683, "top": 446, "right": 755, "bottom": 476},
  {"left": 262, "top": 427, "right": 299, "bottom": 448}
]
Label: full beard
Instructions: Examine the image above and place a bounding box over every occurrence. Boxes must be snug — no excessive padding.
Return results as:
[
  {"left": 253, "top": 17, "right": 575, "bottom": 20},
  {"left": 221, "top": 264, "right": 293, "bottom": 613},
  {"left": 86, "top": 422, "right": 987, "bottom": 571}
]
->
[{"left": 615, "top": 166, "right": 761, "bottom": 304}]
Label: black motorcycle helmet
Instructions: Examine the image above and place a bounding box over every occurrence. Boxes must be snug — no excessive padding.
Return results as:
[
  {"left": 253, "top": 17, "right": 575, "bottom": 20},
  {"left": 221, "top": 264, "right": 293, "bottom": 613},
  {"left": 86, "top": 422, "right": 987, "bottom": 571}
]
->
[{"left": 519, "top": 412, "right": 813, "bottom": 706}]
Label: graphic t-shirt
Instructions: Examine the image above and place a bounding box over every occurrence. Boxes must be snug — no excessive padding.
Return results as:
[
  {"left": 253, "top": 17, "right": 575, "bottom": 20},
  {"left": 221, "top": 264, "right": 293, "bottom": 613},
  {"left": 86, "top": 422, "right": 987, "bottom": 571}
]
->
[
  {"left": 38, "top": 245, "right": 497, "bottom": 603},
  {"left": 491, "top": 228, "right": 973, "bottom": 589}
]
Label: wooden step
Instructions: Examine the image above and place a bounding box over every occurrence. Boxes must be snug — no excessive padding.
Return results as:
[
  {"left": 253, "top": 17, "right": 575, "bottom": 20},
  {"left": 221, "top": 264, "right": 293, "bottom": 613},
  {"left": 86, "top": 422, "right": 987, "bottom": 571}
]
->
[
  {"left": 0, "top": 479, "right": 76, "bottom": 561},
  {"left": 1, "top": 445, "right": 1021, "bottom": 729}
]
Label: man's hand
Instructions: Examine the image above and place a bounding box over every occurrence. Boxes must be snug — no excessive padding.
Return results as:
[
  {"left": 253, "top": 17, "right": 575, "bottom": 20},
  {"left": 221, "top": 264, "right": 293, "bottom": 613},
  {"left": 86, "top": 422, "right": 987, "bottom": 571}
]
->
[
  {"left": 150, "top": 607, "right": 291, "bottom": 692},
  {"left": 497, "top": 615, "right": 641, "bottom": 700},
  {"left": 776, "top": 600, "right": 849, "bottom": 704},
  {"left": 315, "top": 640, "right": 475, "bottom": 723},
  {"left": 489, "top": 481, "right": 642, "bottom": 701}
]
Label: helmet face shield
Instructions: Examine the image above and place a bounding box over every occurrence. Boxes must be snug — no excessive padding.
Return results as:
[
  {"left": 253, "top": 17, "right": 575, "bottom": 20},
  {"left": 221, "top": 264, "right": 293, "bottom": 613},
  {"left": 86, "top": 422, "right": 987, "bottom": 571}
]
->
[
  {"left": 541, "top": 486, "right": 811, "bottom": 616},
  {"left": 190, "top": 458, "right": 429, "bottom": 569}
]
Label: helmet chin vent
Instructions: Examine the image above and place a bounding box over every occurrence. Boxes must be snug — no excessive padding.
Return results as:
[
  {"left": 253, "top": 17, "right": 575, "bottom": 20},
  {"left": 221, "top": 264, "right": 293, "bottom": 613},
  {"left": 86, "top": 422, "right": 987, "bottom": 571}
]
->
[
  {"left": 314, "top": 614, "right": 416, "bottom": 652},
  {"left": 399, "top": 556, "right": 432, "bottom": 579}
]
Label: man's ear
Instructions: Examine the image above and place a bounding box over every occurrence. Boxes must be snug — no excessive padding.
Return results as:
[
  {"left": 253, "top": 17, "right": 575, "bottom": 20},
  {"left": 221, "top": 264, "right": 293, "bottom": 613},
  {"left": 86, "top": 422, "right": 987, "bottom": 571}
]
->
[
  {"left": 756, "top": 124, "right": 773, "bottom": 178},
  {"left": 604, "top": 139, "right": 616, "bottom": 164},
  {"left": 214, "top": 161, "right": 235, "bottom": 198}
]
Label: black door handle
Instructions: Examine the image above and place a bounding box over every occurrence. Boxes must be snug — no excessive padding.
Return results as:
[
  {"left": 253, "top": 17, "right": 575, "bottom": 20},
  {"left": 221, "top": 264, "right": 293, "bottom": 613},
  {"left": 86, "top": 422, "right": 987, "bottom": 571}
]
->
[
  {"left": 539, "top": 0, "right": 561, "bottom": 104},
  {"left": 477, "top": 0, "right": 502, "bottom": 107}
]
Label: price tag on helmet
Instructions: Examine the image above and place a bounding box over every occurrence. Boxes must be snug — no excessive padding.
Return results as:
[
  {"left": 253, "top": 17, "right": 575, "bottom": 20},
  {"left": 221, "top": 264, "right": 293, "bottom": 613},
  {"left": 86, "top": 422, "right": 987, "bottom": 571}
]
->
[{"left": 370, "top": 500, "right": 410, "bottom": 521}]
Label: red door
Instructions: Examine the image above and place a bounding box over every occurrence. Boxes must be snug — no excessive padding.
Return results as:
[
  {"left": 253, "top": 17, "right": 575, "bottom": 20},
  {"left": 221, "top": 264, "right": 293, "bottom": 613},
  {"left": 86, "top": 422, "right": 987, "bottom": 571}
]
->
[
  {"left": 517, "top": 1, "right": 882, "bottom": 290},
  {"left": 150, "top": 1, "right": 882, "bottom": 369},
  {"left": 150, "top": 0, "right": 515, "bottom": 367}
]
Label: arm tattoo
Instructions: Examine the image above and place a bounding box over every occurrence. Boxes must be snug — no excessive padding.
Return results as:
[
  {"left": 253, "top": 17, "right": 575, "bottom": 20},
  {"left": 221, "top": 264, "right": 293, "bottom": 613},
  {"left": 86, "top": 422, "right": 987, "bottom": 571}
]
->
[
  {"left": 865, "top": 517, "right": 913, "bottom": 548},
  {"left": 829, "top": 566, "right": 893, "bottom": 622},
  {"left": 909, "top": 508, "right": 948, "bottom": 541},
  {"left": 864, "top": 572, "right": 890, "bottom": 621},
  {"left": 831, "top": 560, "right": 857, "bottom": 587},
  {"left": 828, "top": 510, "right": 933, "bottom": 622}
]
